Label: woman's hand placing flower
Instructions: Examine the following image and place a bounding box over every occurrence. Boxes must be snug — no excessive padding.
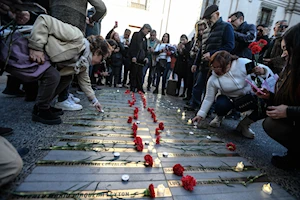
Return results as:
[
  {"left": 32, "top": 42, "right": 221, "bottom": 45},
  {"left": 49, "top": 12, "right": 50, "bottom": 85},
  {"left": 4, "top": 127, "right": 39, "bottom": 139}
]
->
[{"left": 192, "top": 115, "right": 203, "bottom": 123}]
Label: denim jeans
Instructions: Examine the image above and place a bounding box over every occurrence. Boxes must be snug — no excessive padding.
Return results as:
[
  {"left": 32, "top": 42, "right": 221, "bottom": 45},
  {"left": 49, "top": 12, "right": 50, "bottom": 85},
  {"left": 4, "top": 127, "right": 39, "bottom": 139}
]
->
[
  {"left": 155, "top": 62, "right": 171, "bottom": 90},
  {"left": 188, "top": 69, "right": 209, "bottom": 108},
  {"left": 215, "top": 94, "right": 266, "bottom": 122}
]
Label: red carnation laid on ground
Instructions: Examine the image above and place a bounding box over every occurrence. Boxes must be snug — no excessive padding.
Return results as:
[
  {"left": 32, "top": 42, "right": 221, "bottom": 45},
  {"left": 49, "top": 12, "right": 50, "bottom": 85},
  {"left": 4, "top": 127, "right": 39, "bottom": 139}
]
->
[
  {"left": 144, "top": 183, "right": 155, "bottom": 198},
  {"left": 173, "top": 164, "right": 185, "bottom": 176},
  {"left": 144, "top": 154, "right": 153, "bottom": 167},
  {"left": 181, "top": 175, "right": 196, "bottom": 191},
  {"left": 127, "top": 116, "right": 133, "bottom": 123},
  {"left": 226, "top": 142, "right": 236, "bottom": 151},
  {"left": 156, "top": 136, "right": 161, "bottom": 144}
]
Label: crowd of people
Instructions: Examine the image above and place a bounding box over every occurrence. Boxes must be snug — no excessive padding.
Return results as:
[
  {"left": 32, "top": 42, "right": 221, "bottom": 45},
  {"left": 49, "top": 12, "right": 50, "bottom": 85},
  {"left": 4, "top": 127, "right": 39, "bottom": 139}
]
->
[{"left": 0, "top": 0, "right": 300, "bottom": 190}]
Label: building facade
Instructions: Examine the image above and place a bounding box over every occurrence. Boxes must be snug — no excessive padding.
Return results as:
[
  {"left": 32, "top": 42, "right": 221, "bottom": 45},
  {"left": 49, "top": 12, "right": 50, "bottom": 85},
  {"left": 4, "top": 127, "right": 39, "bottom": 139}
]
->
[{"left": 98, "top": 0, "right": 300, "bottom": 44}]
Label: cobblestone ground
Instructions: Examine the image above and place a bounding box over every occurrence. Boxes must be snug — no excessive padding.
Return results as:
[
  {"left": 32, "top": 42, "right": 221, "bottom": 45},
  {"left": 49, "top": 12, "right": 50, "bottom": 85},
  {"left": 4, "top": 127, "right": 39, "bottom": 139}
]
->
[{"left": 0, "top": 74, "right": 299, "bottom": 200}]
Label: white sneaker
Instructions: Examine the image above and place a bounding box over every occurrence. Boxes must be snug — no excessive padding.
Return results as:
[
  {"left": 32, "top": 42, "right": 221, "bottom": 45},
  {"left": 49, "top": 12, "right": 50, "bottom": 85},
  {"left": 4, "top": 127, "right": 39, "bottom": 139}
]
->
[
  {"left": 69, "top": 93, "right": 80, "bottom": 103},
  {"left": 54, "top": 99, "right": 83, "bottom": 111},
  {"left": 209, "top": 116, "right": 224, "bottom": 128},
  {"left": 116, "top": 84, "right": 122, "bottom": 88}
]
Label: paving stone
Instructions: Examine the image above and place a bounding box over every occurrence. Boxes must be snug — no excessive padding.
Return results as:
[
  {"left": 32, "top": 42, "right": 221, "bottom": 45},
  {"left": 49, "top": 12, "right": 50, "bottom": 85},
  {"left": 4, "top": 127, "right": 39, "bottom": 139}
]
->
[{"left": 13, "top": 89, "right": 298, "bottom": 200}]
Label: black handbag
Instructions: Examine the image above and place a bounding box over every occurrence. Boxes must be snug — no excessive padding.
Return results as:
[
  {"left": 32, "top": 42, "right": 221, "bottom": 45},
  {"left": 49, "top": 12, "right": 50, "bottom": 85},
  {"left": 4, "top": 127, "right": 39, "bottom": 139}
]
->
[
  {"left": 217, "top": 77, "right": 256, "bottom": 113},
  {"left": 233, "top": 94, "right": 256, "bottom": 112}
]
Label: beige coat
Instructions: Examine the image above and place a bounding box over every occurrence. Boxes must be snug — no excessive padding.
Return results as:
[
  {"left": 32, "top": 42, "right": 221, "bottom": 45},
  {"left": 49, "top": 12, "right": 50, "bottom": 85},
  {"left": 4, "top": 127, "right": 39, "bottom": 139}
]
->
[{"left": 28, "top": 14, "right": 95, "bottom": 100}]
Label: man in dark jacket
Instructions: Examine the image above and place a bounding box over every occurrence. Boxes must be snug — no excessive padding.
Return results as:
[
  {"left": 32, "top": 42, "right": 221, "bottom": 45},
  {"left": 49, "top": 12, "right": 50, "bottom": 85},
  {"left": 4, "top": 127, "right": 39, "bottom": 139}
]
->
[
  {"left": 184, "top": 5, "right": 235, "bottom": 113},
  {"left": 127, "top": 24, "right": 152, "bottom": 93},
  {"left": 229, "top": 11, "right": 256, "bottom": 59}
]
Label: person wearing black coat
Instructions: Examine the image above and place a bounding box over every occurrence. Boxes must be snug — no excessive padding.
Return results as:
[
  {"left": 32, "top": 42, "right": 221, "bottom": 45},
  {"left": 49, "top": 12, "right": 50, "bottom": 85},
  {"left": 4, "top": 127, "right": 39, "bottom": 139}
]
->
[{"left": 127, "top": 24, "right": 152, "bottom": 93}]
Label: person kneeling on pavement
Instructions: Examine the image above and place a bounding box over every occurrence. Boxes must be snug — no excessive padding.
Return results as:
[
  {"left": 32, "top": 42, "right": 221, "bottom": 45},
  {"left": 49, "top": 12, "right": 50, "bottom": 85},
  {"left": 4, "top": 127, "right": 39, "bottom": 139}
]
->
[
  {"left": 192, "top": 50, "right": 272, "bottom": 139},
  {"left": 1, "top": 15, "right": 112, "bottom": 125}
]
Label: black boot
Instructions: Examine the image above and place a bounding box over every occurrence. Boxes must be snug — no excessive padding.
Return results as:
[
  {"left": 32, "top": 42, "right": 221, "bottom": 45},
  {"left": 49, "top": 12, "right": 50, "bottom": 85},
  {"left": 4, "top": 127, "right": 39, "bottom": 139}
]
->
[
  {"left": 153, "top": 88, "right": 158, "bottom": 94},
  {"left": 33, "top": 105, "right": 64, "bottom": 117},
  {"left": 0, "top": 127, "right": 13, "bottom": 136},
  {"left": 23, "top": 81, "right": 38, "bottom": 101},
  {"left": 32, "top": 107, "right": 62, "bottom": 125},
  {"left": 2, "top": 75, "right": 25, "bottom": 97},
  {"left": 161, "top": 89, "right": 165, "bottom": 95}
]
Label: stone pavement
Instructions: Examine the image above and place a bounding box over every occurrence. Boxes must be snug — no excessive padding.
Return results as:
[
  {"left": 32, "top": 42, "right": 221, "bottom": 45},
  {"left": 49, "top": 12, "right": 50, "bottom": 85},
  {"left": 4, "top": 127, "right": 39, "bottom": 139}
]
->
[{"left": 8, "top": 88, "right": 297, "bottom": 200}]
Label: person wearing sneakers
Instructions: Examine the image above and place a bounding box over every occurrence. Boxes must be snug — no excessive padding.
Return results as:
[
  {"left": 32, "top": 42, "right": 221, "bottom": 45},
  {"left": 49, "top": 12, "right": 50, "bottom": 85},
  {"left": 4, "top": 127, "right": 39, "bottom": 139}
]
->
[
  {"left": 27, "top": 15, "right": 112, "bottom": 124},
  {"left": 192, "top": 51, "right": 272, "bottom": 139}
]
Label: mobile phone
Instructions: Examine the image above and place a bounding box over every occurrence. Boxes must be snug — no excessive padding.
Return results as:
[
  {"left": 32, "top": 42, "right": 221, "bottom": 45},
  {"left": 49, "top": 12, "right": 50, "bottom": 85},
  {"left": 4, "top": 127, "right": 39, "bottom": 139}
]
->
[
  {"left": 14, "top": 2, "right": 47, "bottom": 13},
  {"left": 245, "top": 79, "right": 264, "bottom": 94},
  {"left": 115, "top": 21, "right": 118, "bottom": 27},
  {"left": 245, "top": 61, "right": 255, "bottom": 74}
]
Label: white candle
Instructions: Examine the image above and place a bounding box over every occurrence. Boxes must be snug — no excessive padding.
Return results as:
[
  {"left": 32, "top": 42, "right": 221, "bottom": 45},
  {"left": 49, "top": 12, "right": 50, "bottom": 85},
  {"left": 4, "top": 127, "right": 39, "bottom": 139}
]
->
[
  {"left": 206, "top": 136, "right": 211, "bottom": 139},
  {"left": 113, "top": 152, "right": 120, "bottom": 157},
  {"left": 235, "top": 162, "right": 244, "bottom": 172},
  {"left": 166, "top": 129, "right": 171, "bottom": 136},
  {"left": 144, "top": 141, "right": 149, "bottom": 145},
  {"left": 121, "top": 174, "right": 129, "bottom": 181},
  {"left": 189, "top": 131, "right": 194, "bottom": 135},
  {"left": 262, "top": 183, "right": 272, "bottom": 194},
  {"left": 177, "top": 109, "right": 181, "bottom": 113},
  {"left": 136, "top": 121, "right": 140, "bottom": 124},
  {"left": 187, "top": 119, "right": 192, "bottom": 125},
  {"left": 154, "top": 158, "right": 161, "bottom": 167},
  {"left": 148, "top": 145, "right": 154, "bottom": 151},
  {"left": 157, "top": 184, "right": 166, "bottom": 196},
  {"left": 163, "top": 152, "right": 168, "bottom": 157},
  {"left": 182, "top": 111, "right": 186, "bottom": 116},
  {"left": 181, "top": 116, "right": 186, "bottom": 120}
]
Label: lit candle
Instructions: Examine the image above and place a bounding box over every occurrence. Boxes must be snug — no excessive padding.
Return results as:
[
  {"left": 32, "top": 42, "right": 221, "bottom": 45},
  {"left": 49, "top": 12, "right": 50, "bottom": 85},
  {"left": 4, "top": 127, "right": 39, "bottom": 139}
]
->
[
  {"left": 154, "top": 158, "right": 161, "bottom": 167},
  {"left": 181, "top": 115, "right": 186, "bottom": 120},
  {"left": 136, "top": 121, "right": 140, "bottom": 124},
  {"left": 182, "top": 111, "right": 186, "bottom": 116},
  {"left": 189, "top": 131, "right": 194, "bottom": 135},
  {"left": 206, "top": 136, "right": 211, "bottom": 139},
  {"left": 187, "top": 119, "right": 192, "bottom": 125},
  {"left": 262, "top": 183, "right": 272, "bottom": 194},
  {"left": 157, "top": 184, "right": 166, "bottom": 196},
  {"left": 116, "top": 90, "right": 120, "bottom": 93},
  {"left": 177, "top": 108, "right": 181, "bottom": 113},
  {"left": 166, "top": 129, "right": 171, "bottom": 136},
  {"left": 144, "top": 141, "right": 149, "bottom": 145},
  {"left": 235, "top": 162, "right": 244, "bottom": 172},
  {"left": 148, "top": 145, "right": 154, "bottom": 152},
  {"left": 163, "top": 152, "right": 168, "bottom": 157}
]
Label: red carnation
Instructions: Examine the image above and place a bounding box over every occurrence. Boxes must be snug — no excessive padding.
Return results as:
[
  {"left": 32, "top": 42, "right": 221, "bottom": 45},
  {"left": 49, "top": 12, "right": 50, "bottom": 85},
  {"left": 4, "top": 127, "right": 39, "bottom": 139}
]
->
[
  {"left": 250, "top": 44, "right": 262, "bottom": 54},
  {"left": 226, "top": 142, "right": 236, "bottom": 151},
  {"left": 127, "top": 116, "right": 133, "bottom": 123},
  {"left": 173, "top": 164, "right": 185, "bottom": 176},
  {"left": 159, "top": 122, "right": 164, "bottom": 130},
  {"left": 181, "top": 175, "right": 196, "bottom": 191},
  {"left": 156, "top": 136, "right": 161, "bottom": 144},
  {"left": 134, "top": 107, "right": 139, "bottom": 112},
  {"left": 144, "top": 154, "right": 153, "bottom": 167},
  {"left": 134, "top": 113, "right": 138, "bottom": 119},
  {"left": 125, "top": 90, "right": 130, "bottom": 94},
  {"left": 248, "top": 41, "right": 258, "bottom": 49},
  {"left": 136, "top": 143, "right": 143, "bottom": 151},
  {"left": 155, "top": 128, "right": 161, "bottom": 135},
  {"left": 133, "top": 129, "right": 137, "bottom": 138},
  {"left": 132, "top": 123, "right": 138, "bottom": 131},
  {"left": 153, "top": 117, "right": 157, "bottom": 123},
  {"left": 144, "top": 183, "right": 155, "bottom": 198},
  {"left": 258, "top": 39, "right": 268, "bottom": 46}
]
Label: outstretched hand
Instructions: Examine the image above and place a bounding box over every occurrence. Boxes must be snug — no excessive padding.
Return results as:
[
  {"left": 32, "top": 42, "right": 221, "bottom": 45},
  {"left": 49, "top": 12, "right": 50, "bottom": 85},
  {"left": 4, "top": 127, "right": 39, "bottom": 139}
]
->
[
  {"left": 29, "top": 49, "right": 45, "bottom": 64},
  {"left": 192, "top": 115, "right": 203, "bottom": 124},
  {"left": 93, "top": 101, "right": 103, "bottom": 112}
]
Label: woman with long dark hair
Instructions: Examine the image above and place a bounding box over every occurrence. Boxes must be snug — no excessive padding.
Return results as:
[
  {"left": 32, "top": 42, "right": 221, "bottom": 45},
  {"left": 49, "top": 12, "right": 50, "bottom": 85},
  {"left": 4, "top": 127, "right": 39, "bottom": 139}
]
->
[{"left": 257, "top": 23, "right": 300, "bottom": 170}]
